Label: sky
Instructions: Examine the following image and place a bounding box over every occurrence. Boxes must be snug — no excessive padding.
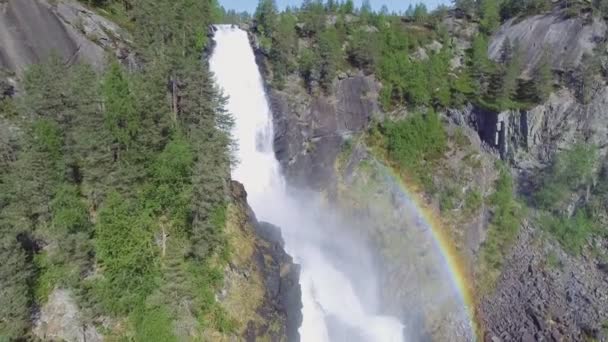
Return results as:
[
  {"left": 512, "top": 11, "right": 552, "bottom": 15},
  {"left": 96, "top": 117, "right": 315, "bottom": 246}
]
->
[{"left": 219, "top": 0, "right": 450, "bottom": 14}]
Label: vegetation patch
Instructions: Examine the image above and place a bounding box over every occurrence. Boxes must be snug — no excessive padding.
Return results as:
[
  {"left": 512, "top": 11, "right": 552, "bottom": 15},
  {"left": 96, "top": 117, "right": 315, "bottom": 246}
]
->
[
  {"left": 369, "top": 110, "right": 446, "bottom": 192},
  {"left": 533, "top": 144, "right": 601, "bottom": 256},
  {"left": 477, "top": 163, "right": 522, "bottom": 293},
  {"left": 0, "top": 0, "right": 235, "bottom": 339}
]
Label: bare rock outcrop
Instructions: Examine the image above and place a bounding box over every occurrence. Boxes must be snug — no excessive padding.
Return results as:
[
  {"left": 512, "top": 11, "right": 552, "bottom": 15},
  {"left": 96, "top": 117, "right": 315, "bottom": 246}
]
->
[
  {"left": 0, "top": 0, "right": 133, "bottom": 75},
  {"left": 269, "top": 74, "right": 380, "bottom": 190},
  {"left": 214, "top": 181, "right": 302, "bottom": 342},
  {"left": 489, "top": 13, "right": 606, "bottom": 74},
  {"left": 33, "top": 289, "right": 102, "bottom": 342}
]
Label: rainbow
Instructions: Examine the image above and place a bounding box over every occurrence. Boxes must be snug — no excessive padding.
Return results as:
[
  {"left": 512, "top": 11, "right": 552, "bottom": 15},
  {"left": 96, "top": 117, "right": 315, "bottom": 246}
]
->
[{"left": 373, "top": 160, "right": 480, "bottom": 340}]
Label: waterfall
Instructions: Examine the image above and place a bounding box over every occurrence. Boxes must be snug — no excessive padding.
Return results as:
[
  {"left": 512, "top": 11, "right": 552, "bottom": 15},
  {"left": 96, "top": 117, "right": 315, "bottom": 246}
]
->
[{"left": 210, "top": 25, "right": 404, "bottom": 342}]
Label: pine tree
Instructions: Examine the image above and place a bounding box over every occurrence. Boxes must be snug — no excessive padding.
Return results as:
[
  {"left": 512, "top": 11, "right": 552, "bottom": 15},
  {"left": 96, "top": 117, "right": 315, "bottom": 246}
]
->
[
  {"left": 347, "top": 29, "right": 379, "bottom": 71},
  {"left": 406, "top": 61, "right": 431, "bottom": 106},
  {"left": 176, "top": 62, "right": 233, "bottom": 260},
  {"left": 0, "top": 0, "right": 237, "bottom": 337},
  {"left": 479, "top": 0, "right": 501, "bottom": 34},
  {"left": 102, "top": 62, "right": 139, "bottom": 151},
  {"left": 452, "top": 0, "right": 476, "bottom": 16},
  {"left": 361, "top": 0, "right": 372, "bottom": 13},
  {"left": 254, "top": 0, "right": 278, "bottom": 38},
  {"left": 95, "top": 192, "right": 157, "bottom": 314},
  {"left": 427, "top": 47, "right": 452, "bottom": 107},
  {"left": 413, "top": 3, "right": 428, "bottom": 22},
  {"left": 300, "top": 0, "right": 326, "bottom": 37},
  {"left": 534, "top": 49, "right": 553, "bottom": 101},
  {"left": 22, "top": 55, "right": 68, "bottom": 122},
  {"left": 271, "top": 13, "right": 297, "bottom": 88},
  {"left": 342, "top": 0, "right": 354, "bottom": 14},
  {"left": 499, "top": 37, "right": 513, "bottom": 64},
  {"left": 317, "top": 28, "right": 341, "bottom": 91},
  {"left": 470, "top": 34, "right": 492, "bottom": 94},
  {"left": 492, "top": 38, "right": 522, "bottom": 108},
  {"left": 0, "top": 234, "right": 33, "bottom": 339},
  {"left": 298, "top": 49, "right": 317, "bottom": 92},
  {"left": 325, "top": 0, "right": 337, "bottom": 13},
  {"left": 405, "top": 4, "right": 415, "bottom": 17},
  {"left": 380, "top": 5, "right": 389, "bottom": 15}
]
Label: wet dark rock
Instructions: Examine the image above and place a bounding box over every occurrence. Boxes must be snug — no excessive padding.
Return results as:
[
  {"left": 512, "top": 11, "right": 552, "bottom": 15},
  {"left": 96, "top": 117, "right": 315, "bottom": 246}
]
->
[
  {"left": 247, "top": 26, "right": 379, "bottom": 191},
  {"left": 268, "top": 75, "right": 380, "bottom": 190},
  {"left": 455, "top": 85, "right": 608, "bottom": 175},
  {"left": 229, "top": 181, "right": 302, "bottom": 342},
  {"left": 256, "top": 221, "right": 286, "bottom": 248},
  {"left": 0, "top": 77, "right": 14, "bottom": 98}
]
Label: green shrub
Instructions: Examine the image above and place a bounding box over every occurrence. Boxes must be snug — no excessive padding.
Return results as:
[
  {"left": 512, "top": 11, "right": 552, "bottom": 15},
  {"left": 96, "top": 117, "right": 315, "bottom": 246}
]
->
[
  {"left": 539, "top": 209, "right": 596, "bottom": 255},
  {"left": 133, "top": 305, "right": 177, "bottom": 342},
  {"left": 478, "top": 164, "right": 522, "bottom": 292},
  {"left": 50, "top": 184, "right": 90, "bottom": 235},
  {"left": 384, "top": 111, "right": 445, "bottom": 164},
  {"left": 94, "top": 193, "right": 158, "bottom": 314},
  {"left": 464, "top": 188, "right": 483, "bottom": 214},
  {"left": 533, "top": 144, "right": 600, "bottom": 255},
  {"left": 383, "top": 110, "right": 446, "bottom": 182},
  {"left": 545, "top": 250, "right": 562, "bottom": 269},
  {"left": 452, "top": 127, "right": 471, "bottom": 148},
  {"left": 535, "top": 143, "right": 597, "bottom": 208},
  {"left": 439, "top": 185, "right": 460, "bottom": 211},
  {"left": 33, "top": 252, "right": 68, "bottom": 303}
]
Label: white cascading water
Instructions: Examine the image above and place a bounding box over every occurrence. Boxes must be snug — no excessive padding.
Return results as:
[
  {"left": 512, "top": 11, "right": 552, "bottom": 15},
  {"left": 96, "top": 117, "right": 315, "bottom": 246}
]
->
[{"left": 210, "top": 26, "right": 404, "bottom": 342}]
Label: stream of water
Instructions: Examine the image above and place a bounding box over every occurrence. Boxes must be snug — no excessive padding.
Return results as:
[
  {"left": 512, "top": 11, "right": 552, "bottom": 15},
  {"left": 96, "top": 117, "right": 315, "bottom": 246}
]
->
[{"left": 210, "top": 25, "right": 405, "bottom": 342}]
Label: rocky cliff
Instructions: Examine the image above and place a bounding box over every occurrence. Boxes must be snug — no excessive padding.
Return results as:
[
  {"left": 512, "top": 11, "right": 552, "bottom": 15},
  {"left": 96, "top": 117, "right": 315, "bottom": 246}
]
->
[
  {"left": 0, "top": 0, "right": 133, "bottom": 76},
  {"left": 489, "top": 13, "right": 606, "bottom": 75},
  {"left": 267, "top": 73, "right": 380, "bottom": 190},
  {"left": 481, "top": 10, "right": 608, "bottom": 170},
  {"left": 477, "top": 10, "right": 608, "bottom": 341},
  {"left": 252, "top": 27, "right": 496, "bottom": 341},
  {"left": 252, "top": 7, "right": 608, "bottom": 342},
  {"left": 214, "top": 181, "right": 302, "bottom": 342}
]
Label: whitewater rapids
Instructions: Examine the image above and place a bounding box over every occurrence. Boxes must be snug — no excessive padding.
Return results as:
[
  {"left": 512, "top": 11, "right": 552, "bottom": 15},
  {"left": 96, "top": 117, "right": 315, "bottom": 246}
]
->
[{"left": 210, "top": 26, "right": 405, "bottom": 342}]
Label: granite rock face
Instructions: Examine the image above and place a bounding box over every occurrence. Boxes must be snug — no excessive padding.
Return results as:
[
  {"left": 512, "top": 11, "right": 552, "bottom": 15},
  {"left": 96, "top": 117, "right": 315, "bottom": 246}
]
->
[
  {"left": 269, "top": 74, "right": 380, "bottom": 190},
  {"left": 0, "top": 0, "right": 133, "bottom": 75},
  {"left": 479, "top": 15, "right": 608, "bottom": 341},
  {"left": 464, "top": 87, "right": 608, "bottom": 179},
  {"left": 489, "top": 13, "right": 606, "bottom": 75},
  {"left": 33, "top": 289, "right": 102, "bottom": 342},
  {"left": 474, "top": 87, "right": 608, "bottom": 340}
]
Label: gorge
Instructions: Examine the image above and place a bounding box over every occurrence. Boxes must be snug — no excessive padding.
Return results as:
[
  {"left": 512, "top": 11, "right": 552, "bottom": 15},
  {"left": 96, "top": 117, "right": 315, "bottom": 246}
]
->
[
  {"left": 1, "top": 0, "right": 608, "bottom": 341},
  {"left": 210, "top": 25, "right": 407, "bottom": 342}
]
